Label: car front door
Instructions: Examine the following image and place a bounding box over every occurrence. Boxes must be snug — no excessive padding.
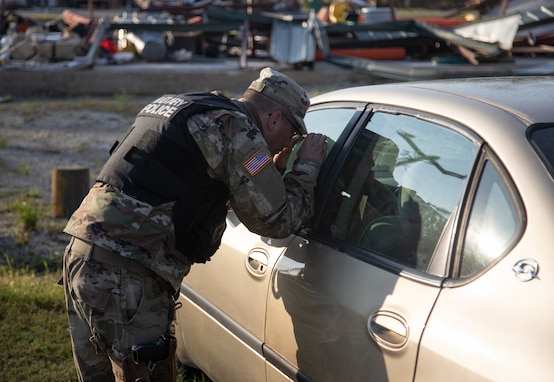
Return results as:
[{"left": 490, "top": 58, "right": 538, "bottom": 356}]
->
[{"left": 264, "top": 105, "right": 480, "bottom": 381}]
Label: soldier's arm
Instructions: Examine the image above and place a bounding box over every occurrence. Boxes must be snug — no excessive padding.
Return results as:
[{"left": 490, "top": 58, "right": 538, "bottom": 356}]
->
[
  {"left": 188, "top": 111, "right": 324, "bottom": 239},
  {"left": 228, "top": 131, "right": 327, "bottom": 238},
  {"left": 231, "top": 149, "right": 321, "bottom": 239}
]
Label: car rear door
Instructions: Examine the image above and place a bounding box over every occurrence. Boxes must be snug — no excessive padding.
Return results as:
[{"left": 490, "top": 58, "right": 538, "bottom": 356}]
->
[{"left": 264, "top": 104, "right": 481, "bottom": 381}]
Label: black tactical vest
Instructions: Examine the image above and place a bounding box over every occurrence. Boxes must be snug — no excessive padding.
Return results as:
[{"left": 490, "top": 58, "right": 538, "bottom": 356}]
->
[
  {"left": 97, "top": 92, "right": 240, "bottom": 206},
  {"left": 97, "top": 92, "right": 241, "bottom": 263}
]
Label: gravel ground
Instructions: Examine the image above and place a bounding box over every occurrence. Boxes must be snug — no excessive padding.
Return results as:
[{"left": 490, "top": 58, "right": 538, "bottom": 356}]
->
[{"left": 0, "top": 96, "right": 147, "bottom": 271}]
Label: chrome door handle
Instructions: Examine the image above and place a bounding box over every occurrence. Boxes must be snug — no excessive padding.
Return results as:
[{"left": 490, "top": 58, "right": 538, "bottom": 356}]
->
[
  {"left": 367, "top": 311, "right": 409, "bottom": 350},
  {"left": 246, "top": 249, "right": 269, "bottom": 277}
]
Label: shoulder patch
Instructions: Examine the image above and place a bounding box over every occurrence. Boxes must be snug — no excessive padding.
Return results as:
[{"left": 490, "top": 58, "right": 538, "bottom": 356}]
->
[{"left": 243, "top": 148, "right": 272, "bottom": 176}]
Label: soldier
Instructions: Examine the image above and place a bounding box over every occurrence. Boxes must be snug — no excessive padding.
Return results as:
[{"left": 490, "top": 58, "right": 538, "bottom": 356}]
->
[{"left": 61, "top": 67, "right": 327, "bottom": 382}]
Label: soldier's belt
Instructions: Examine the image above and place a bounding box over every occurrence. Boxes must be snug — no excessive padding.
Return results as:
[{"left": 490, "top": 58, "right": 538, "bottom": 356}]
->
[{"left": 70, "top": 237, "right": 154, "bottom": 277}]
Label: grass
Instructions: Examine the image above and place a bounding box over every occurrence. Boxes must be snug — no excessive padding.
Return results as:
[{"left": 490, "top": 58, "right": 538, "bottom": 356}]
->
[
  {"left": 9, "top": 193, "right": 44, "bottom": 246},
  {"left": 0, "top": 269, "right": 210, "bottom": 381},
  {"left": 0, "top": 271, "right": 76, "bottom": 381},
  {"left": 11, "top": 197, "right": 41, "bottom": 231}
]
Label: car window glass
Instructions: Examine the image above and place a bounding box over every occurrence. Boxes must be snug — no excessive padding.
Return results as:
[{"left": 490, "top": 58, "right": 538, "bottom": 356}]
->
[
  {"left": 285, "top": 107, "right": 358, "bottom": 171},
  {"left": 317, "top": 111, "right": 477, "bottom": 273},
  {"left": 460, "top": 161, "right": 520, "bottom": 277},
  {"left": 304, "top": 107, "right": 357, "bottom": 142},
  {"left": 528, "top": 125, "right": 554, "bottom": 178}
]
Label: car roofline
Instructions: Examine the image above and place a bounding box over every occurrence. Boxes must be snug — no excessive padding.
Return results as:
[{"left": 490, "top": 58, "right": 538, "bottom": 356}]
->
[{"left": 310, "top": 76, "right": 554, "bottom": 125}]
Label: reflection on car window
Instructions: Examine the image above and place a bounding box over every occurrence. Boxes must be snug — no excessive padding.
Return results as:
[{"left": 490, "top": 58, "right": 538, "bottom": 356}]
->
[
  {"left": 460, "top": 161, "right": 520, "bottom": 277},
  {"left": 317, "top": 111, "right": 477, "bottom": 274}
]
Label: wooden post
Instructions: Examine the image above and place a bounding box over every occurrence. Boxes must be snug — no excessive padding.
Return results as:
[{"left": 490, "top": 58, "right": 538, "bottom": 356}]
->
[{"left": 51, "top": 166, "right": 90, "bottom": 219}]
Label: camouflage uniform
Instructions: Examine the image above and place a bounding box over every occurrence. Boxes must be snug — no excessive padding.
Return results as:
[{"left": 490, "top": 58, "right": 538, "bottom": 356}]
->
[{"left": 62, "top": 67, "right": 321, "bottom": 381}]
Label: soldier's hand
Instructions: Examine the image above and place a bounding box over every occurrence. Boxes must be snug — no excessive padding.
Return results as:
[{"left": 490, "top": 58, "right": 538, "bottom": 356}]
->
[
  {"left": 296, "top": 133, "right": 327, "bottom": 166},
  {"left": 274, "top": 146, "right": 292, "bottom": 170}
]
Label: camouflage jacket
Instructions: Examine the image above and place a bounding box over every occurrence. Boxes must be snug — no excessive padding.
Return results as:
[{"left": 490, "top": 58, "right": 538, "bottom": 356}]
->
[
  {"left": 65, "top": 97, "right": 321, "bottom": 288},
  {"left": 187, "top": 104, "right": 320, "bottom": 238},
  {"left": 64, "top": 183, "right": 188, "bottom": 289}
]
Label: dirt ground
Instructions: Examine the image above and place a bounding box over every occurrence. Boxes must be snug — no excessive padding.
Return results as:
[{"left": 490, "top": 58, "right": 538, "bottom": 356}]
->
[{"left": 0, "top": 96, "right": 148, "bottom": 271}]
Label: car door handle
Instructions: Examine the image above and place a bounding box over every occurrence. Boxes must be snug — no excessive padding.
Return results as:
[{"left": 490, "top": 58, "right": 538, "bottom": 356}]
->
[
  {"left": 246, "top": 249, "right": 269, "bottom": 277},
  {"left": 367, "top": 311, "right": 409, "bottom": 350}
]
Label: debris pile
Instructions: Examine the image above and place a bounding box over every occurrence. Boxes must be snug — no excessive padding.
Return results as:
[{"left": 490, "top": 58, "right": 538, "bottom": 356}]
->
[
  {"left": 0, "top": 9, "right": 110, "bottom": 70},
  {"left": 1, "top": 0, "right": 553, "bottom": 79}
]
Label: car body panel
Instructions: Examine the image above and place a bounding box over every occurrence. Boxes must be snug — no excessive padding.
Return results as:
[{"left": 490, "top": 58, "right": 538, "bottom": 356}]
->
[
  {"left": 176, "top": 283, "right": 268, "bottom": 382},
  {"left": 176, "top": 211, "right": 291, "bottom": 381},
  {"left": 416, "top": 235, "right": 554, "bottom": 381},
  {"left": 176, "top": 76, "right": 554, "bottom": 381},
  {"left": 265, "top": 236, "right": 442, "bottom": 382},
  {"left": 181, "top": 212, "right": 291, "bottom": 339}
]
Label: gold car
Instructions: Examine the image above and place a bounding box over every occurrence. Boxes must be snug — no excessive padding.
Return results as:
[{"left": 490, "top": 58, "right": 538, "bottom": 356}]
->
[{"left": 176, "top": 76, "right": 554, "bottom": 382}]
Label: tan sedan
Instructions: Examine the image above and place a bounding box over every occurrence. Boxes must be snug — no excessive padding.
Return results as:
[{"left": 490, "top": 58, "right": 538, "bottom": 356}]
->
[{"left": 175, "top": 76, "right": 554, "bottom": 382}]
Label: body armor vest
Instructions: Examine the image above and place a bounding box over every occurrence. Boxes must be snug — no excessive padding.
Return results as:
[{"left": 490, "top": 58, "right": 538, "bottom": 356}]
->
[
  {"left": 97, "top": 92, "right": 239, "bottom": 206},
  {"left": 97, "top": 92, "right": 241, "bottom": 263}
]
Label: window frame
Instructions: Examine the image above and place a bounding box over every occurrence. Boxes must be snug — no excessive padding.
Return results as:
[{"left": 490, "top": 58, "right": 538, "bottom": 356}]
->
[
  {"left": 306, "top": 102, "right": 370, "bottom": 218},
  {"left": 446, "top": 146, "right": 526, "bottom": 286}
]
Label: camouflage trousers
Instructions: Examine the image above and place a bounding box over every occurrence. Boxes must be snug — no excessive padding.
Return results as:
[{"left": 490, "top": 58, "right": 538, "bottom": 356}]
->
[{"left": 62, "top": 236, "right": 178, "bottom": 382}]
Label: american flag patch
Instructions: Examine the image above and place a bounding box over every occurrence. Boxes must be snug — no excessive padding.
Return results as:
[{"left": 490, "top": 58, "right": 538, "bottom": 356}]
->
[{"left": 243, "top": 148, "right": 272, "bottom": 176}]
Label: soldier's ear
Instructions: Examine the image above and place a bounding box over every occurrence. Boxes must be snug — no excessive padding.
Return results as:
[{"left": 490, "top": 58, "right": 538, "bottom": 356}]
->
[{"left": 267, "top": 111, "right": 279, "bottom": 133}]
